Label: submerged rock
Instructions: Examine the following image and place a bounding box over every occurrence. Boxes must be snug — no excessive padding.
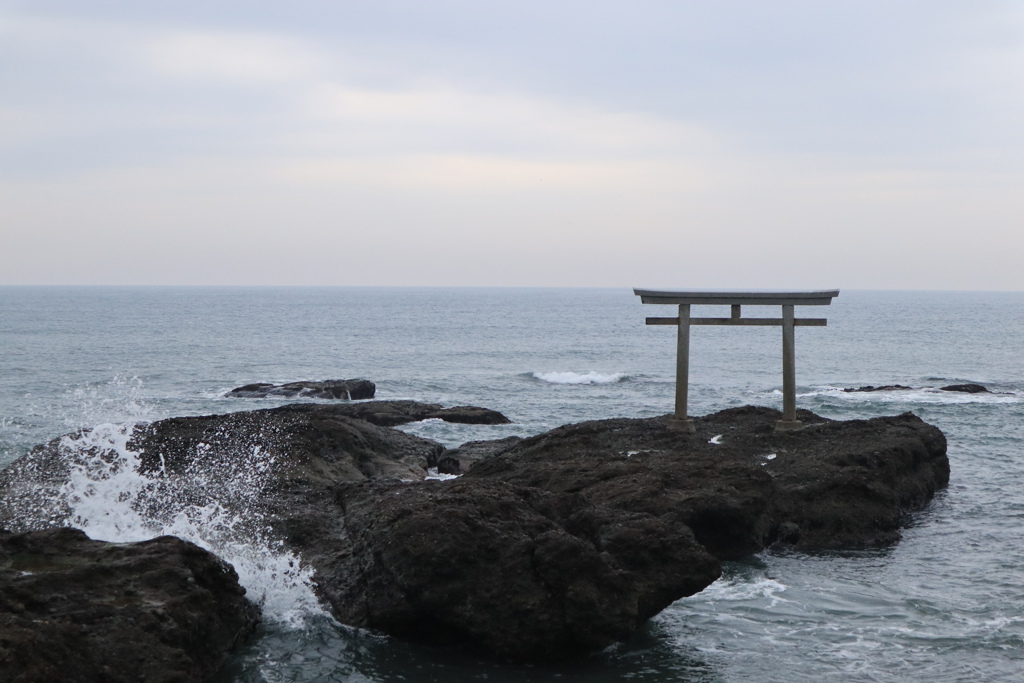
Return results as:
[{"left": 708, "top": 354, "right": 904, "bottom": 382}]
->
[
  {"left": 226, "top": 379, "right": 376, "bottom": 400},
  {"left": 0, "top": 402, "right": 948, "bottom": 663},
  {"left": 845, "top": 382, "right": 995, "bottom": 395},
  {"left": 843, "top": 384, "right": 914, "bottom": 392},
  {"left": 0, "top": 528, "right": 259, "bottom": 683},
  {"left": 939, "top": 383, "right": 990, "bottom": 394}
]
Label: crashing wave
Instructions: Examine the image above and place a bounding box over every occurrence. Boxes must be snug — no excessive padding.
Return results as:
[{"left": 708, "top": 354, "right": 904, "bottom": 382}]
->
[{"left": 532, "top": 371, "right": 628, "bottom": 385}]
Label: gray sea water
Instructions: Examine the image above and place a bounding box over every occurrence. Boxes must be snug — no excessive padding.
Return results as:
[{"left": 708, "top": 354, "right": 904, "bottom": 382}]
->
[{"left": 1, "top": 286, "right": 1023, "bottom": 682}]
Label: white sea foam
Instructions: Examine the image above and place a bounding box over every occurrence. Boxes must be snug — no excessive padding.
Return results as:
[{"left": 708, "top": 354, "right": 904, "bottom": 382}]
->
[
  {"left": 47, "top": 422, "right": 325, "bottom": 627},
  {"left": 63, "top": 375, "right": 155, "bottom": 429},
  {"left": 532, "top": 371, "right": 627, "bottom": 385},
  {"left": 690, "top": 576, "right": 790, "bottom": 607},
  {"left": 425, "top": 467, "right": 460, "bottom": 481},
  {"left": 804, "top": 385, "right": 1024, "bottom": 405}
]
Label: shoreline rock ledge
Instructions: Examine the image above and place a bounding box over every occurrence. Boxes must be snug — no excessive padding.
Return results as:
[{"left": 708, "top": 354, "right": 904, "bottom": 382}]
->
[
  {"left": 0, "top": 403, "right": 948, "bottom": 664},
  {"left": 0, "top": 528, "right": 259, "bottom": 683}
]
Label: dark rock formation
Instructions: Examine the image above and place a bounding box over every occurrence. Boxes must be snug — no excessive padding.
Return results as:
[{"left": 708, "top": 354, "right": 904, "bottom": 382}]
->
[
  {"left": 226, "top": 379, "right": 376, "bottom": 400},
  {"left": 129, "top": 403, "right": 442, "bottom": 483},
  {"left": 0, "top": 528, "right": 259, "bottom": 683},
  {"left": 0, "top": 403, "right": 948, "bottom": 663},
  {"left": 0, "top": 402, "right": 465, "bottom": 528},
  {"left": 939, "top": 383, "right": 990, "bottom": 393},
  {"left": 843, "top": 385, "right": 914, "bottom": 392},
  {"left": 323, "top": 478, "right": 718, "bottom": 661},
  {"left": 290, "top": 405, "right": 947, "bottom": 659},
  {"left": 465, "top": 406, "right": 948, "bottom": 554},
  {"left": 429, "top": 436, "right": 524, "bottom": 474},
  {"left": 303, "top": 400, "right": 511, "bottom": 427}
]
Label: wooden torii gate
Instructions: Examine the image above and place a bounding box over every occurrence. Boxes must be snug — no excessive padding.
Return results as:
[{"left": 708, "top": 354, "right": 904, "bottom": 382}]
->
[{"left": 634, "top": 289, "right": 839, "bottom": 433}]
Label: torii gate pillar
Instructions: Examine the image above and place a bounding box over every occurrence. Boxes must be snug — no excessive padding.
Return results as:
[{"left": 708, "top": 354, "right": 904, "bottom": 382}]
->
[{"left": 635, "top": 289, "right": 839, "bottom": 433}]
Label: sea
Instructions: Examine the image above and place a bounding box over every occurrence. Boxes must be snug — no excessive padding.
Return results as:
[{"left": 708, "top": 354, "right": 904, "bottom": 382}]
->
[{"left": 1, "top": 286, "right": 1023, "bottom": 682}]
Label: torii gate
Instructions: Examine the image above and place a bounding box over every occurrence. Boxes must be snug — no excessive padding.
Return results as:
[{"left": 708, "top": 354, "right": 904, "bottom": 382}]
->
[{"left": 634, "top": 289, "right": 839, "bottom": 433}]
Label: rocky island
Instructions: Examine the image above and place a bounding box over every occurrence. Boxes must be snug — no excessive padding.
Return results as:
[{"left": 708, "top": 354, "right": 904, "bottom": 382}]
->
[
  {"left": 225, "top": 378, "right": 377, "bottom": 400},
  {"left": 0, "top": 400, "right": 949, "bottom": 671}
]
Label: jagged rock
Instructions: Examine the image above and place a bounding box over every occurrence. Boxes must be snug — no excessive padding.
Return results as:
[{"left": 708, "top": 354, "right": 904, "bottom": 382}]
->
[
  {"left": 465, "top": 406, "right": 948, "bottom": 555},
  {"left": 0, "top": 403, "right": 949, "bottom": 663},
  {"left": 939, "top": 383, "right": 990, "bottom": 393},
  {"left": 0, "top": 528, "right": 259, "bottom": 683},
  {"left": 321, "top": 478, "right": 719, "bottom": 661},
  {"left": 0, "top": 403, "right": 450, "bottom": 527},
  {"left": 429, "top": 436, "right": 524, "bottom": 474},
  {"left": 843, "top": 384, "right": 914, "bottom": 392},
  {"left": 295, "top": 400, "right": 511, "bottom": 427},
  {"left": 129, "top": 403, "right": 443, "bottom": 483},
  {"left": 225, "top": 379, "right": 376, "bottom": 400}
]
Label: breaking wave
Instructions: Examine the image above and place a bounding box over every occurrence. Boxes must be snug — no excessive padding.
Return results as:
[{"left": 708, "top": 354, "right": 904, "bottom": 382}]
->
[
  {"left": 4, "top": 421, "right": 325, "bottom": 627},
  {"left": 532, "top": 371, "right": 629, "bottom": 385}
]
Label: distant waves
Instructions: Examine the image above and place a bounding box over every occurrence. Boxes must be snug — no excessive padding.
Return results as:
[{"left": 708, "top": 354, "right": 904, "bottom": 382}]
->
[
  {"left": 801, "top": 384, "right": 1024, "bottom": 404},
  {"left": 530, "top": 371, "right": 629, "bottom": 385}
]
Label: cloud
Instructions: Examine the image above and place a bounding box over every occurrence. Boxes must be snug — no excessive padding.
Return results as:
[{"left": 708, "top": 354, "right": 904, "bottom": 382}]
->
[
  {"left": 2, "top": 3, "right": 1024, "bottom": 288},
  {"left": 148, "top": 31, "right": 323, "bottom": 84},
  {"left": 277, "top": 155, "right": 708, "bottom": 193},
  {"left": 0, "top": 10, "right": 721, "bottom": 179},
  {"left": 297, "top": 82, "right": 715, "bottom": 157}
]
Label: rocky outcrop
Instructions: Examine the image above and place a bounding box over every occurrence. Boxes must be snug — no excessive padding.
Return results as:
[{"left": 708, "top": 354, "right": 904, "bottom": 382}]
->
[
  {"left": 321, "top": 478, "right": 719, "bottom": 660},
  {"left": 429, "top": 436, "right": 524, "bottom": 474},
  {"left": 939, "top": 383, "right": 990, "bottom": 393},
  {"left": 0, "top": 403, "right": 948, "bottom": 663},
  {"left": 465, "top": 406, "right": 948, "bottom": 555},
  {"left": 0, "top": 528, "right": 259, "bottom": 683},
  {"left": 285, "top": 405, "right": 947, "bottom": 658},
  {"left": 844, "top": 385, "right": 914, "bottom": 392},
  {"left": 226, "top": 379, "right": 376, "bottom": 400},
  {"left": 297, "top": 400, "right": 511, "bottom": 427},
  {"left": 844, "top": 382, "right": 994, "bottom": 395}
]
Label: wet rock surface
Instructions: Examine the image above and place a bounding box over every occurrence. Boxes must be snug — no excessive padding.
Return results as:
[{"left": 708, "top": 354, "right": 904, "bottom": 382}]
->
[
  {"left": 0, "top": 403, "right": 949, "bottom": 663},
  {"left": 844, "top": 384, "right": 914, "bottom": 392},
  {"left": 225, "top": 379, "right": 376, "bottom": 400},
  {"left": 283, "top": 405, "right": 947, "bottom": 660},
  {"left": 939, "top": 383, "right": 990, "bottom": 393},
  {"left": 323, "top": 478, "right": 719, "bottom": 661},
  {"left": 466, "top": 406, "right": 949, "bottom": 553},
  {"left": 0, "top": 528, "right": 259, "bottom": 683},
  {"left": 305, "top": 400, "right": 512, "bottom": 427},
  {"left": 431, "top": 436, "right": 524, "bottom": 474},
  {"left": 844, "top": 382, "right": 994, "bottom": 395}
]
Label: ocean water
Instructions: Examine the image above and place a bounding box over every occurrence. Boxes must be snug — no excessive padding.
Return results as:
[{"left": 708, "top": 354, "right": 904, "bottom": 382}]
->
[{"left": 1, "top": 286, "right": 1023, "bottom": 682}]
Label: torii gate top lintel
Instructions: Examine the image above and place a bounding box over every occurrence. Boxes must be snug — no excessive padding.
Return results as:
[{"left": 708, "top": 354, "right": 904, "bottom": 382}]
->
[
  {"left": 633, "top": 289, "right": 839, "bottom": 306},
  {"left": 634, "top": 288, "right": 840, "bottom": 434}
]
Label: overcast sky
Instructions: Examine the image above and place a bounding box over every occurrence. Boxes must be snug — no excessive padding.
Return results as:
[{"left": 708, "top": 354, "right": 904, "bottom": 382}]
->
[{"left": 1, "top": 1, "right": 1022, "bottom": 288}]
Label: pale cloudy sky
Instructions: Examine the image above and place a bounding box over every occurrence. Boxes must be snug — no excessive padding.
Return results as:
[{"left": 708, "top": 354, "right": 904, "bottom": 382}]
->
[{"left": 1, "top": 1, "right": 1022, "bottom": 288}]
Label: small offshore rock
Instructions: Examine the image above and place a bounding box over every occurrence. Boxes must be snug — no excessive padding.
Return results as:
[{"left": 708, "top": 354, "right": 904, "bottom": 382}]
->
[
  {"left": 226, "top": 379, "right": 376, "bottom": 400},
  {"left": 0, "top": 528, "right": 259, "bottom": 683},
  {"left": 939, "top": 383, "right": 990, "bottom": 394},
  {"left": 843, "top": 384, "right": 914, "bottom": 392}
]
